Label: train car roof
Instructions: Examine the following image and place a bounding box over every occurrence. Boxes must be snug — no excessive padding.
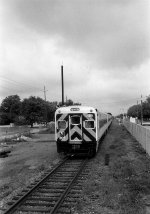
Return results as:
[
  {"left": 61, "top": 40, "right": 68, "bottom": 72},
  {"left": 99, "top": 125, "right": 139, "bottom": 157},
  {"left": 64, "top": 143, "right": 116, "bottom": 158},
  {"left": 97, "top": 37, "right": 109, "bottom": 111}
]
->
[{"left": 55, "top": 105, "right": 97, "bottom": 114}]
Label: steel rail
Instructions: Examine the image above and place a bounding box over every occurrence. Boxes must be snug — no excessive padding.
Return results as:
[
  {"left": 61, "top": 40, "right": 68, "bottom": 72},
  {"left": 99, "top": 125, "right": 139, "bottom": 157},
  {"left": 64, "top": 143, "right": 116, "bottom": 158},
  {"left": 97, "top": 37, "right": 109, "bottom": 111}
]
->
[
  {"left": 4, "top": 157, "right": 69, "bottom": 214},
  {"left": 50, "top": 158, "right": 88, "bottom": 214}
]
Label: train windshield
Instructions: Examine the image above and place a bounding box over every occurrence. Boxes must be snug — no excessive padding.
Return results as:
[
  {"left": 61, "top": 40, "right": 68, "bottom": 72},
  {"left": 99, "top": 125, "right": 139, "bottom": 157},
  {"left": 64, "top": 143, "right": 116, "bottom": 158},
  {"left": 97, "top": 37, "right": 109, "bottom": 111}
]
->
[
  {"left": 70, "top": 115, "right": 81, "bottom": 125},
  {"left": 58, "top": 120, "right": 66, "bottom": 129},
  {"left": 85, "top": 120, "right": 95, "bottom": 129}
]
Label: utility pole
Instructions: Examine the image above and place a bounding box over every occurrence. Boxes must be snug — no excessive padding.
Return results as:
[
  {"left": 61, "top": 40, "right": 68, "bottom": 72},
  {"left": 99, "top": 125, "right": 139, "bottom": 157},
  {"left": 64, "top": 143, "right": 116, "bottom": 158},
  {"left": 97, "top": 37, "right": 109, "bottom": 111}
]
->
[
  {"left": 141, "top": 95, "right": 143, "bottom": 125},
  {"left": 44, "top": 86, "right": 47, "bottom": 101},
  {"left": 61, "top": 65, "right": 64, "bottom": 106},
  {"left": 122, "top": 108, "right": 124, "bottom": 118},
  {"left": 43, "top": 86, "right": 48, "bottom": 125},
  {"left": 137, "top": 101, "right": 139, "bottom": 123}
]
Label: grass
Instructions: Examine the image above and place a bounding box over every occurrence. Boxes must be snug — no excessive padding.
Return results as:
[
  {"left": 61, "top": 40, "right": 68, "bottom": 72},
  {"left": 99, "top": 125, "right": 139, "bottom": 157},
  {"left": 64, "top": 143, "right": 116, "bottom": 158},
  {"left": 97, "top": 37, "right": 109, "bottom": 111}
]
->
[{"left": 74, "top": 121, "right": 150, "bottom": 214}]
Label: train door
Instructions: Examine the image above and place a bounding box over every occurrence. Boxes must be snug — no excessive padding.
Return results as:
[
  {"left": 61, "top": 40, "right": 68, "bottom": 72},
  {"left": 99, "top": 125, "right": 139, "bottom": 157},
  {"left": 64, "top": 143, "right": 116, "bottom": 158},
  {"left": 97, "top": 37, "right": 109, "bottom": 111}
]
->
[{"left": 69, "top": 114, "right": 82, "bottom": 141}]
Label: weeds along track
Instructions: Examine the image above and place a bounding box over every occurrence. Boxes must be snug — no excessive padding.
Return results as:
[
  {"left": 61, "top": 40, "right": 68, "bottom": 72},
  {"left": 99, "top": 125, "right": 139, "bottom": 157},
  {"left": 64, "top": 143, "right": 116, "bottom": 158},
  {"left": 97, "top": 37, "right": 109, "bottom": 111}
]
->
[{"left": 4, "top": 156, "right": 89, "bottom": 214}]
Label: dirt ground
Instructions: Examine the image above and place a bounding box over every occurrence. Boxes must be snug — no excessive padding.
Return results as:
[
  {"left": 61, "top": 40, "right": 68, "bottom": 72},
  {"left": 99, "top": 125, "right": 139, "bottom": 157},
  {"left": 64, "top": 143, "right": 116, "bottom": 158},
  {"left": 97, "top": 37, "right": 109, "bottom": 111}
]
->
[{"left": 0, "top": 133, "right": 61, "bottom": 213}]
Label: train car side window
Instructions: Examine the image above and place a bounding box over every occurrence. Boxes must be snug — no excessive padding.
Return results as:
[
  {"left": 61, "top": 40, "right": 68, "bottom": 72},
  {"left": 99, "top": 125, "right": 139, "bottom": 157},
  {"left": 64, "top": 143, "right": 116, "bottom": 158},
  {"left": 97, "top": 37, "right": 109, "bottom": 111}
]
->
[
  {"left": 85, "top": 120, "right": 95, "bottom": 129},
  {"left": 58, "top": 120, "right": 66, "bottom": 129},
  {"left": 70, "top": 116, "right": 81, "bottom": 125}
]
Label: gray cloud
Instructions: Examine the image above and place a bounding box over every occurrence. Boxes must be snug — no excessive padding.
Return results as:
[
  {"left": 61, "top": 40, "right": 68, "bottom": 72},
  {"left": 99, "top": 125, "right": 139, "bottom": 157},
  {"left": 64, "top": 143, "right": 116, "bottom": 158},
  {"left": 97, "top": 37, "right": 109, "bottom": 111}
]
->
[
  {"left": 4, "top": 0, "right": 149, "bottom": 69},
  {"left": 1, "top": 0, "right": 150, "bottom": 115}
]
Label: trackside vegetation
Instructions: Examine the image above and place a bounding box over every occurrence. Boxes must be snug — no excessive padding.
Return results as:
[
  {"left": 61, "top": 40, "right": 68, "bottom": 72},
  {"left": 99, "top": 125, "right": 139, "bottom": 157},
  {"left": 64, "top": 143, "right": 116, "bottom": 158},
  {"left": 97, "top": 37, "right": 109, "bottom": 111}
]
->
[
  {"left": 0, "top": 95, "right": 81, "bottom": 126},
  {"left": 73, "top": 120, "right": 150, "bottom": 214},
  {"left": 0, "top": 95, "right": 57, "bottom": 126},
  {"left": 127, "top": 95, "right": 150, "bottom": 120}
]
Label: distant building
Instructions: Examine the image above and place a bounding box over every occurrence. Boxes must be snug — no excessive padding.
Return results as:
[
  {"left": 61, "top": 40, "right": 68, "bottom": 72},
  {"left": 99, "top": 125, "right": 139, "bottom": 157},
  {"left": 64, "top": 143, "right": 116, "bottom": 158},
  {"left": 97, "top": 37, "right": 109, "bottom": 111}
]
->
[{"left": 130, "top": 117, "right": 136, "bottom": 123}]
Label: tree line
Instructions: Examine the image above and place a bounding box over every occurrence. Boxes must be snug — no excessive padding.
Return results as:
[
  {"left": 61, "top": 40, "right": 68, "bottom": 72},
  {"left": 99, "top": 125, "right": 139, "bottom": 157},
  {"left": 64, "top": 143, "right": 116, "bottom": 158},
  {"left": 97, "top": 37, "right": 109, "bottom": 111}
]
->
[
  {"left": 0, "top": 95, "right": 81, "bottom": 127},
  {"left": 127, "top": 95, "right": 150, "bottom": 120}
]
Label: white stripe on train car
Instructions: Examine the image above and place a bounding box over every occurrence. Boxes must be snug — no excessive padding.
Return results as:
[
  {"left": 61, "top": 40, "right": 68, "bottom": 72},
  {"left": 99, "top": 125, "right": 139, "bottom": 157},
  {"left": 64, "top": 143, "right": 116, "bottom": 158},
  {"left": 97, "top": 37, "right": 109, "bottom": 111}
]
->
[
  {"left": 70, "top": 125, "right": 82, "bottom": 141},
  {"left": 70, "top": 125, "right": 81, "bottom": 135},
  {"left": 57, "top": 114, "right": 67, "bottom": 121},
  {"left": 85, "top": 128, "right": 96, "bottom": 138},
  {"left": 83, "top": 133, "right": 91, "bottom": 141},
  {"left": 83, "top": 113, "right": 95, "bottom": 121}
]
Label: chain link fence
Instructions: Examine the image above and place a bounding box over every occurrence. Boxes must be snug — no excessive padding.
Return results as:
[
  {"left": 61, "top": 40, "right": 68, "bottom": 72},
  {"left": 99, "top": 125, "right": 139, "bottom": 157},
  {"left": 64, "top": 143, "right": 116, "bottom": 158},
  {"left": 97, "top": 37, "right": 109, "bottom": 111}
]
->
[{"left": 123, "top": 120, "right": 150, "bottom": 156}]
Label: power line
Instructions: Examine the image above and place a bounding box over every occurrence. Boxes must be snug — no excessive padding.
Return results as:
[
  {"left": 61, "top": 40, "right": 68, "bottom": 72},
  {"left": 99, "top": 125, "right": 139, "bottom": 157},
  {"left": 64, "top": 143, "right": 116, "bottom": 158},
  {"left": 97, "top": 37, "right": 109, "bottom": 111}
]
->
[
  {"left": 98, "top": 96, "right": 148, "bottom": 105},
  {"left": 0, "top": 86, "right": 13, "bottom": 91},
  {"left": 0, "top": 76, "right": 43, "bottom": 92}
]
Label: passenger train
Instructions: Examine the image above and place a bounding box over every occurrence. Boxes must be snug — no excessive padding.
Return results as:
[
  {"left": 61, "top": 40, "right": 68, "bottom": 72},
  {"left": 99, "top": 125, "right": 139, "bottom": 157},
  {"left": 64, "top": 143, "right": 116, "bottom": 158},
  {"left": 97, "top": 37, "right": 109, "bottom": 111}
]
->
[{"left": 55, "top": 106, "right": 112, "bottom": 156}]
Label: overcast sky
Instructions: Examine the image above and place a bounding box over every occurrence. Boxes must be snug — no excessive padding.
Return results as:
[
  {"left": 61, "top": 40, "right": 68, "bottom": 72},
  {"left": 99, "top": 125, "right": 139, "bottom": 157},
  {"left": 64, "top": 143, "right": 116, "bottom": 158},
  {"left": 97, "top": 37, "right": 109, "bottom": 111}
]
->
[{"left": 0, "top": 0, "right": 150, "bottom": 115}]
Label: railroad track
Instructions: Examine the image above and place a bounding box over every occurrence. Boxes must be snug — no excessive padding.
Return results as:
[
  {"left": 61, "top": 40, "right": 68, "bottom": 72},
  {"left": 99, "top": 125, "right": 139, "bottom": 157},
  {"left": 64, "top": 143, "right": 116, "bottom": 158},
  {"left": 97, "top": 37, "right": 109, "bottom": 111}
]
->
[{"left": 4, "top": 156, "right": 89, "bottom": 214}]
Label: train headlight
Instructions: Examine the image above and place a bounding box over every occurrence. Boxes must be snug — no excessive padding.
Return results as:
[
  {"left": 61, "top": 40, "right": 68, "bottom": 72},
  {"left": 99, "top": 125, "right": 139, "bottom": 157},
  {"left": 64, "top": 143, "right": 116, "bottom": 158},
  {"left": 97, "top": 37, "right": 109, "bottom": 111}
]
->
[{"left": 60, "top": 131, "right": 65, "bottom": 138}]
